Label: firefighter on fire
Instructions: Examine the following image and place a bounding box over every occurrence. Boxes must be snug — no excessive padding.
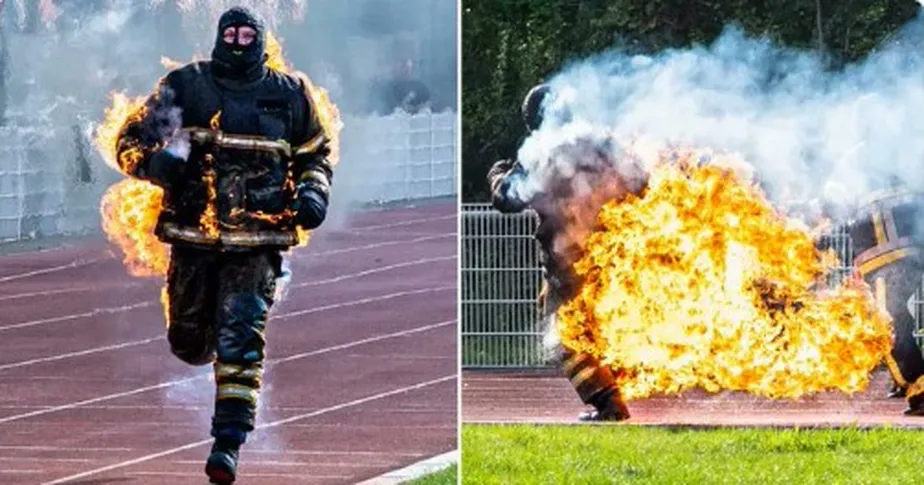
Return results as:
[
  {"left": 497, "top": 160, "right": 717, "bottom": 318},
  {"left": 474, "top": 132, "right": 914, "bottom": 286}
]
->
[
  {"left": 838, "top": 182, "right": 924, "bottom": 416},
  {"left": 114, "top": 7, "right": 334, "bottom": 483},
  {"left": 486, "top": 84, "right": 632, "bottom": 421}
]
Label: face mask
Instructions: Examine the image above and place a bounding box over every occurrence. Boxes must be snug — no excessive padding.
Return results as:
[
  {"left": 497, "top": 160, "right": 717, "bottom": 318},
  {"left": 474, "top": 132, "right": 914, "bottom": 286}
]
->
[{"left": 211, "top": 7, "right": 266, "bottom": 80}]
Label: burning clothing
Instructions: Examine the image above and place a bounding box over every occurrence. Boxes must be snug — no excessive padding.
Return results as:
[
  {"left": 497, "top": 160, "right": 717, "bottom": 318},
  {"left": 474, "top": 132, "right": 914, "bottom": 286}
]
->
[
  {"left": 113, "top": 7, "right": 335, "bottom": 481},
  {"left": 488, "top": 154, "right": 633, "bottom": 419},
  {"left": 846, "top": 191, "right": 924, "bottom": 415},
  {"left": 116, "top": 14, "right": 332, "bottom": 250}
]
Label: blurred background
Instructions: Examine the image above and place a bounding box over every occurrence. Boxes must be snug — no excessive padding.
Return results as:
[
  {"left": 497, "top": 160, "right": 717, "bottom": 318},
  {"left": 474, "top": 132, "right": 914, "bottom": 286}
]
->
[{"left": 0, "top": 0, "right": 458, "bottom": 244}]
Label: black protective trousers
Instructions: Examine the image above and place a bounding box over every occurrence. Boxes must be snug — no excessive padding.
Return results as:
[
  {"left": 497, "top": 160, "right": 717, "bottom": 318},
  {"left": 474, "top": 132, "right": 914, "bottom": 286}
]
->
[
  {"left": 165, "top": 245, "right": 282, "bottom": 437},
  {"left": 862, "top": 261, "right": 924, "bottom": 401},
  {"left": 542, "top": 283, "right": 618, "bottom": 408}
]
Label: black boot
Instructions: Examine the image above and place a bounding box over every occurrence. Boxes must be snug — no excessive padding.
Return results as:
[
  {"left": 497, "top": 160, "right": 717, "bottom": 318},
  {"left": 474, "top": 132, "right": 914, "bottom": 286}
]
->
[
  {"left": 904, "top": 392, "right": 924, "bottom": 417},
  {"left": 887, "top": 378, "right": 906, "bottom": 399},
  {"left": 206, "top": 442, "right": 239, "bottom": 484},
  {"left": 578, "top": 387, "right": 630, "bottom": 422},
  {"left": 205, "top": 426, "right": 246, "bottom": 484}
]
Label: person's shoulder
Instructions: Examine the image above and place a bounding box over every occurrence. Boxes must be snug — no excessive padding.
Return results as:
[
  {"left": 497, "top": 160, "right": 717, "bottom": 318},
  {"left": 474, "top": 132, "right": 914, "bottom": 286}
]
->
[
  {"left": 266, "top": 68, "right": 307, "bottom": 92},
  {"left": 164, "top": 60, "right": 210, "bottom": 84}
]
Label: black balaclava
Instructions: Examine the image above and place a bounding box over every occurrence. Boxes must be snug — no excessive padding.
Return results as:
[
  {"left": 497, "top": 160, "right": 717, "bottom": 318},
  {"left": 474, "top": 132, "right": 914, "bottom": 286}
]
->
[
  {"left": 522, "top": 84, "right": 552, "bottom": 133},
  {"left": 211, "top": 7, "right": 267, "bottom": 84}
]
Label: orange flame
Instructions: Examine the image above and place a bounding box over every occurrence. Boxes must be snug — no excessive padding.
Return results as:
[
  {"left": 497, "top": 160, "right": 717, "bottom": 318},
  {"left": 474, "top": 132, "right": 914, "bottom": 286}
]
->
[
  {"left": 95, "top": 92, "right": 169, "bottom": 277},
  {"left": 96, "top": 31, "right": 342, "bottom": 275},
  {"left": 100, "top": 180, "right": 168, "bottom": 277},
  {"left": 160, "top": 286, "right": 171, "bottom": 328},
  {"left": 265, "top": 32, "right": 343, "bottom": 246},
  {"left": 557, "top": 149, "right": 893, "bottom": 400}
]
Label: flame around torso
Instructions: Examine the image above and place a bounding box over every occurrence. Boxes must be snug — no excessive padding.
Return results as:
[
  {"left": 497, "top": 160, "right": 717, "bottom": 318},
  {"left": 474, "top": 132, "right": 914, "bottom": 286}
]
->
[
  {"left": 95, "top": 31, "right": 341, "bottom": 276},
  {"left": 556, "top": 150, "right": 892, "bottom": 400}
]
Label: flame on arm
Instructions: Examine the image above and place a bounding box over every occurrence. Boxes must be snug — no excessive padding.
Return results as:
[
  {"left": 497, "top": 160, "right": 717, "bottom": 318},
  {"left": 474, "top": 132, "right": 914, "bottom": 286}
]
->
[{"left": 112, "top": 76, "right": 184, "bottom": 184}]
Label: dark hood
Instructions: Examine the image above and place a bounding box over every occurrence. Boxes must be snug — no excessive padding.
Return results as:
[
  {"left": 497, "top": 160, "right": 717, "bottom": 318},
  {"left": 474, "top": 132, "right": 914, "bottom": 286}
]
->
[{"left": 211, "top": 7, "right": 267, "bottom": 85}]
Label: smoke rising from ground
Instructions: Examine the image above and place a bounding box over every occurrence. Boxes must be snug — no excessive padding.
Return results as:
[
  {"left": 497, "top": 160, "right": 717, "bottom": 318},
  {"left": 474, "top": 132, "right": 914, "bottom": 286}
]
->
[{"left": 516, "top": 10, "right": 924, "bottom": 219}]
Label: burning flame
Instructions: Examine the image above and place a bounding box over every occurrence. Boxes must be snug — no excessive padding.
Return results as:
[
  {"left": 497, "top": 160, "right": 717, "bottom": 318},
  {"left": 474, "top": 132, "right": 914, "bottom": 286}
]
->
[
  {"left": 161, "top": 286, "right": 171, "bottom": 327},
  {"left": 95, "top": 92, "right": 169, "bottom": 277},
  {"left": 265, "top": 31, "right": 343, "bottom": 246},
  {"left": 557, "top": 149, "right": 893, "bottom": 400},
  {"left": 96, "top": 30, "right": 342, "bottom": 274},
  {"left": 198, "top": 111, "right": 222, "bottom": 239}
]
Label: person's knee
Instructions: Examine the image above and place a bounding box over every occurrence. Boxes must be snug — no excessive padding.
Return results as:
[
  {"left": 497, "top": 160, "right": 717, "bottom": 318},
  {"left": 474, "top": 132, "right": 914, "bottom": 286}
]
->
[
  {"left": 167, "top": 320, "right": 216, "bottom": 365},
  {"left": 216, "top": 293, "right": 268, "bottom": 363}
]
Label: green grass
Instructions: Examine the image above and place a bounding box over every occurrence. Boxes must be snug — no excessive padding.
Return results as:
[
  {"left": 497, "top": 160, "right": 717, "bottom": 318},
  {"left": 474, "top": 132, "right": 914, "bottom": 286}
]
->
[
  {"left": 407, "top": 464, "right": 458, "bottom": 484},
  {"left": 462, "top": 424, "right": 924, "bottom": 485}
]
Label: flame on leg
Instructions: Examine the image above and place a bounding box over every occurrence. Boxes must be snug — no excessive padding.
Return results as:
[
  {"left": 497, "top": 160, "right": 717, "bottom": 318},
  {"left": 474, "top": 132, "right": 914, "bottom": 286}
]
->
[{"left": 557, "top": 150, "right": 893, "bottom": 400}]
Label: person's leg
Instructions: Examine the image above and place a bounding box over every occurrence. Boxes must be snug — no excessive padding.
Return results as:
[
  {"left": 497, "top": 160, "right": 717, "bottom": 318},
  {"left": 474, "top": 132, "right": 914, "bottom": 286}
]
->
[
  {"left": 559, "top": 348, "right": 630, "bottom": 421},
  {"left": 866, "top": 263, "right": 924, "bottom": 415},
  {"left": 165, "top": 246, "right": 218, "bottom": 366},
  {"left": 543, "top": 285, "right": 629, "bottom": 421},
  {"left": 205, "top": 250, "right": 281, "bottom": 483}
]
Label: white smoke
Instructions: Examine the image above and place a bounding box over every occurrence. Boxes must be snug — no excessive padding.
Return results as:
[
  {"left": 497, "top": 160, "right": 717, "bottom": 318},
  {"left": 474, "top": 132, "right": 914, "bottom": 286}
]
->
[{"left": 516, "top": 12, "right": 924, "bottom": 218}]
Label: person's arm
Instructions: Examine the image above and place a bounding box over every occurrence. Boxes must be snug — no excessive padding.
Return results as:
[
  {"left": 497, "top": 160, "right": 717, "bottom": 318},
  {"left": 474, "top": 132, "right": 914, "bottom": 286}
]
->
[
  {"left": 487, "top": 158, "right": 529, "bottom": 213},
  {"left": 115, "top": 71, "right": 189, "bottom": 189},
  {"left": 289, "top": 77, "right": 335, "bottom": 230}
]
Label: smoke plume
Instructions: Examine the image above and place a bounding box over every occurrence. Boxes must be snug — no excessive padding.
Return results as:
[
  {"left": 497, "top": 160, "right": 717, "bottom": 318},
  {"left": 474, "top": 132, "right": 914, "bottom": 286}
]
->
[{"left": 515, "top": 10, "right": 924, "bottom": 220}]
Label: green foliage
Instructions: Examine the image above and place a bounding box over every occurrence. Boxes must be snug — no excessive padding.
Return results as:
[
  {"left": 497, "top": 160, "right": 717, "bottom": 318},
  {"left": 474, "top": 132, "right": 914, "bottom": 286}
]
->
[
  {"left": 462, "top": 0, "right": 919, "bottom": 201},
  {"left": 462, "top": 424, "right": 924, "bottom": 484}
]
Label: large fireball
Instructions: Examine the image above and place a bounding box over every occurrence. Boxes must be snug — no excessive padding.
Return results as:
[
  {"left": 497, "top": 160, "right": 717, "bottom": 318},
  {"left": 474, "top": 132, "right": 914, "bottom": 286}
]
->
[{"left": 556, "top": 149, "right": 893, "bottom": 400}]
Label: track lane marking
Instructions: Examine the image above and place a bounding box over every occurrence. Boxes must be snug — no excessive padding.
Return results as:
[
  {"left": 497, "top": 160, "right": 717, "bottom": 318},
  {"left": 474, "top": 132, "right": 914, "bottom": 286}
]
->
[
  {"left": 40, "top": 374, "right": 456, "bottom": 485},
  {"left": 0, "top": 320, "right": 454, "bottom": 425}
]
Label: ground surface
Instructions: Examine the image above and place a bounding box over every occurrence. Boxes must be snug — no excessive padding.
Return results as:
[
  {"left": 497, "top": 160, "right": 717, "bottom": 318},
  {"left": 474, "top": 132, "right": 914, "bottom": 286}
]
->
[
  {"left": 462, "top": 369, "right": 924, "bottom": 428},
  {"left": 0, "top": 202, "right": 457, "bottom": 485},
  {"left": 461, "top": 425, "right": 924, "bottom": 484}
]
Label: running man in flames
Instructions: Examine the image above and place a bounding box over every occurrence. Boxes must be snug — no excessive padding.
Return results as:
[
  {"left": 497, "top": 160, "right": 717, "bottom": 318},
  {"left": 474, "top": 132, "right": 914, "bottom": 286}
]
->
[
  {"left": 114, "top": 7, "right": 333, "bottom": 483},
  {"left": 487, "top": 85, "right": 646, "bottom": 421}
]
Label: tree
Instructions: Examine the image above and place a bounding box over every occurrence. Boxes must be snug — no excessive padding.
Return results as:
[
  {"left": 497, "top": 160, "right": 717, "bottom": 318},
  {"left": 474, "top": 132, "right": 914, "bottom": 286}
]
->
[{"left": 461, "top": 0, "right": 919, "bottom": 201}]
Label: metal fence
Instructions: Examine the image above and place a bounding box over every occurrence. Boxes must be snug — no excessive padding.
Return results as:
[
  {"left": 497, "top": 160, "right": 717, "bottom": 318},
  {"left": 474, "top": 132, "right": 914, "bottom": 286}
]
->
[
  {"left": 461, "top": 203, "right": 924, "bottom": 369},
  {"left": 0, "top": 110, "right": 458, "bottom": 244}
]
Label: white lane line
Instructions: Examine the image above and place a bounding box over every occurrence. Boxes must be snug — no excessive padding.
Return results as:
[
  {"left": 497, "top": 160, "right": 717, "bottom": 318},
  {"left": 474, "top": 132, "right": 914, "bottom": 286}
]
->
[
  {"left": 0, "top": 446, "right": 135, "bottom": 452},
  {"left": 0, "top": 205, "right": 451, "bottom": 278},
  {"left": 40, "top": 375, "right": 456, "bottom": 485},
  {"left": 0, "top": 377, "right": 206, "bottom": 426},
  {"left": 292, "top": 255, "right": 455, "bottom": 288},
  {"left": 348, "top": 215, "right": 456, "bottom": 232},
  {"left": 0, "top": 337, "right": 163, "bottom": 371},
  {"left": 0, "top": 224, "right": 452, "bottom": 288},
  {"left": 357, "top": 450, "right": 459, "bottom": 485},
  {"left": 0, "top": 254, "right": 453, "bottom": 333},
  {"left": 300, "top": 233, "right": 454, "bottom": 258},
  {"left": 0, "top": 302, "right": 154, "bottom": 332},
  {"left": 0, "top": 258, "right": 107, "bottom": 283},
  {"left": 276, "top": 286, "right": 454, "bottom": 321},
  {"left": 0, "top": 320, "right": 454, "bottom": 425},
  {"left": 0, "top": 285, "right": 453, "bottom": 372},
  {"left": 0, "top": 284, "right": 141, "bottom": 303}
]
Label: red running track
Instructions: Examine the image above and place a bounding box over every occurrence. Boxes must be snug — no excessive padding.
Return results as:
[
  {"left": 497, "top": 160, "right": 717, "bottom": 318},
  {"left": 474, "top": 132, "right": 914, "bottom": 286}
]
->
[
  {"left": 0, "top": 202, "right": 458, "bottom": 484},
  {"left": 463, "top": 369, "right": 924, "bottom": 428}
]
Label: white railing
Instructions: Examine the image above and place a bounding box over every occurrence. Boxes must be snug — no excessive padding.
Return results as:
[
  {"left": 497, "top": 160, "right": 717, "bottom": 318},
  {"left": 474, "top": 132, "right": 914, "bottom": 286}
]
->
[
  {"left": 461, "top": 203, "right": 924, "bottom": 369},
  {"left": 0, "top": 110, "right": 458, "bottom": 243},
  {"left": 337, "top": 111, "right": 457, "bottom": 203}
]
